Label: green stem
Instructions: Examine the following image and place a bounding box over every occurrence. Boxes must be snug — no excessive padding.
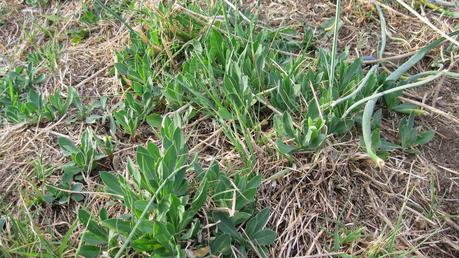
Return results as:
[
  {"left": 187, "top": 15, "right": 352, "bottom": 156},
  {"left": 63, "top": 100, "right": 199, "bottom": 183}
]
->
[
  {"left": 329, "top": 0, "right": 341, "bottom": 100},
  {"left": 342, "top": 70, "right": 445, "bottom": 118}
]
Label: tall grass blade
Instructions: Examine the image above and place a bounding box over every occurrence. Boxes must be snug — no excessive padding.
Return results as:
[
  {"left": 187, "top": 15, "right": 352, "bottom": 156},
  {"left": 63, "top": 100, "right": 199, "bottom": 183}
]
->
[
  {"left": 387, "top": 30, "right": 459, "bottom": 81},
  {"left": 331, "top": 65, "right": 378, "bottom": 107},
  {"left": 329, "top": 0, "right": 342, "bottom": 99},
  {"left": 93, "top": 0, "right": 136, "bottom": 34},
  {"left": 393, "top": 0, "right": 459, "bottom": 47},
  {"left": 362, "top": 98, "right": 384, "bottom": 167},
  {"left": 343, "top": 71, "right": 445, "bottom": 117},
  {"left": 375, "top": 2, "right": 386, "bottom": 59}
]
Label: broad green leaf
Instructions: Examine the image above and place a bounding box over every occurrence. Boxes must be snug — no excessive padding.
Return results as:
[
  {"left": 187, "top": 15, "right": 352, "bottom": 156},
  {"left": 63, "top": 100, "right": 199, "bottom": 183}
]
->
[
  {"left": 136, "top": 146, "right": 158, "bottom": 184},
  {"left": 391, "top": 103, "right": 423, "bottom": 115},
  {"left": 232, "top": 211, "right": 252, "bottom": 225},
  {"left": 99, "top": 208, "right": 108, "bottom": 221},
  {"left": 275, "top": 139, "right": 296, "bottom": 155},
  {"left": 152, "top": 222, "right": 174, "bottom": 250},
  {"left": 282, "top": 113, "right": 295, "bottom": 138},
  {"left": 414, "top": 131, "right": 435, "bottom": 145},
  {"left": 181, "top": 180, "right": 208, "bottom": 230},
  {"left": 132, "top": 238, "right": 166, "bottom": 253},
  {"left": 307, "top": 99, "right": 320, "bottom": 120},
  {"left": 210, "top": 234, "right": 231, "bottom": 255},
  {"left": 100, "top": 171, "right": 123, "bottom": 196},
  {"left": 180, "top": 220, "right": 201, "bottom": 240},
  {"left": 103, "top": 218, "right": 135, "bottom": 237},
  {"left": 399, "top": 115, "right": 418, "bottom": 148},
  {"left": 213, "top": 212, "right": 242, "bottom": 240},
  {"left": 246, "top": 208, "right": 271, "bottom": 236},
  {"left": 146, "top": 113, "right": 162, "bottom": 129},
  {"left": 127, "top": 157, "right": 141, "bottom": 187},
  {"left": 137, "top": 220, "right": 156, "bottom": 235},
  {"left": 115, "top": 63, "right": 129, "bottom": 75},
  {"left": 78, "top": 245, "right": 102, "bottom": 258},
  {"left": 58, "top": 137, "right": 78, "bottom": 155},
  {"left": 162, "top": 146, "right": 177, "bottom": 176},
  {"left": 328, "top": 117, "right": 353, "bottom": 135},
  {"left": 78, "top": 209, "right": 108, "bottom": 241},
  {"left": 133, "top": 200, "right": 156, "bottom": 214},
  {"left": 252, "top": 229, "right": 276, "bottom": 245},
  {"left": 379, "top": 140, "right": 400, "bottom": 151},
  {"left": 217, "top": 107, "right": 233, "bottom": 120},
  {"left": 71, "top": 192, "right": 84, "bottom": 202}
]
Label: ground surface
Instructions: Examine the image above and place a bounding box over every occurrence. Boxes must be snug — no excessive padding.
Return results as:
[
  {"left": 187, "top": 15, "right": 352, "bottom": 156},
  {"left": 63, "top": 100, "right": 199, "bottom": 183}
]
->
[{"left": 0, "top": 0, "right": 458, "bottom": 257}]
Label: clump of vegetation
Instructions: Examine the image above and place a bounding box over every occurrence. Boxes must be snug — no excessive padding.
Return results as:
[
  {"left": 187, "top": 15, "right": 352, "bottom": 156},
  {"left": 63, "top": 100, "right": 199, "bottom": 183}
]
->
[
  {"left": 1, "top": 0, "right": 457, "bottom": 257},
  {"left": 45, "top": 128, "right": 109, "bottom": 205},
  {"left": 78, "top": 116, "right": 275, "bottom": 257}
]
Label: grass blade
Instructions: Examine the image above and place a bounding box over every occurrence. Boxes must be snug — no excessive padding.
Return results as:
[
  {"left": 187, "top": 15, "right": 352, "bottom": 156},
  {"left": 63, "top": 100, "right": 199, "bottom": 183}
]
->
[
  {"left": 362, "top": 98, "right": 384, "bottom": 167},
  {"left": 375, "top": 2, "right": 386, "bottom": 59},
  {"left": 329, "top": 0, "right": 342, "bottom": 99},
  {"left": 393, "top": 0, "right": 459, "bottom": 47},
  {"left": 331, "top": 65, "right": 378, "bottom": 107},
  {"left": 387, "top": 30, "right": 459, "bottom": 81},
  {"left": 343, "top": 70, "right": 445, "bottom": 117}
]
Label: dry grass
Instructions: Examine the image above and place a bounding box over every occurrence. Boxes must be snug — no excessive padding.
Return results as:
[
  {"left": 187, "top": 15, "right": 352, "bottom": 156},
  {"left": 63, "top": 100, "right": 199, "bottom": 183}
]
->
[{"left": 0, "top": 0, "right": 458, "bottom": 257}]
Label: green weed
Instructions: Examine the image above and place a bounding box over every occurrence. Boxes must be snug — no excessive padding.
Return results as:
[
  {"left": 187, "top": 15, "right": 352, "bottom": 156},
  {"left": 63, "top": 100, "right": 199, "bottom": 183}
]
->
[
  {"left": 58, "top": 128, "right": 105, "bottom": 173},
  {"left": 45, "top": 128, "right": 108, "bottom": 205},
  {"left": 398, "top": 113, "right": 434, "bottom": 150},
  {"left": 77, "top": 116, "right": 275, "bottom": 257}
]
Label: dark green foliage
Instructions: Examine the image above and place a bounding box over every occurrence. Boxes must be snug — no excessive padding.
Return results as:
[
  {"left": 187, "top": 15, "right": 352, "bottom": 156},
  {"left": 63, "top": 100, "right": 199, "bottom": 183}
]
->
[
  {"left": 77, "top": 116, "right": 275, "bottom": 257},
  {"left": 399, "top": 113, "right": 434, "bottom": 149}
]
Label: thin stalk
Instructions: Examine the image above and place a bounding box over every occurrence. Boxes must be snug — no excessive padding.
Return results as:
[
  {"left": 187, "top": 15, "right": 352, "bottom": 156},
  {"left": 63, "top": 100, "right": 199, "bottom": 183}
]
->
[
  {"left": 392, "top": 0, "right": 459, "bottom": 47},
  {"left": 331, "top": 65, "right": 378, "bottom": 107},
  {"left": 375, "top": 2, "right": 386, "bottom": 59},
  {"left": 332, "top": 1, "right": 385, "bottom": 107},
  {"left": 329, "top": 0, "right": 342, "bottom": 100},
  {"left": 342, "top": 70, "right": 446, "bottom": 118},
  {"left": 362, "top": 98, "right": 384, "bottom": 167},
  {"left": 386, "top": 30, "right": 459, "bottom": 81},
  {"left": 407, "top": 70, "right": 459, "bottom": 81}
]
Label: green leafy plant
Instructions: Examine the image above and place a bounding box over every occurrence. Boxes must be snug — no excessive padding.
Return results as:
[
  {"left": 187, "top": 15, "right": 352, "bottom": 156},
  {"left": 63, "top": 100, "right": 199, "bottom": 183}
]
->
[
  {"left": 70, "top": 87, "right": 101, "bottom": 121},
  {"left": 43, "top": 90, "right": 74, "bottom": 120},
  {"left": 113, "top": 107, "right": 140, "bottom": 136},
  {"left": 398, "top": 113, "right": 434, "bottom": 150},
  {"left": 205, "top": 162, "right": 276, "bottom": 257},
  {"left": 113, "top": 92, "right": 156, "bottom": 136},
  {"left": 80, "top": 3, "right": 100, "bottom": 25},
  {"left": 44, "top": 165, "right": 84, "bottom": 204},
  {"left": 77, "top": 116, "right": 206, "bottom": 257},
  {"left": 28, "top": 41, "right": 62, "bottom": 72},
  {"left": 274, "top": 113, "right": 326, "bottom": 155},
  {"left": 46, "top": 128, "right": 108, "bottom": 205},
  {"left": 0, "top": 64, "right": 46, "bottom": 123},
  {"left": 77, "top": 116, "right": 275, "bottom": 257},
  {"left": 326, "top": 221, "right": 365, "bottom": 258},
  {"left": 58, "top": 128, "right": 105, "bottom": 174},
  {"left": 0, "top": 65, "right": 87, "bottom": 124}
]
